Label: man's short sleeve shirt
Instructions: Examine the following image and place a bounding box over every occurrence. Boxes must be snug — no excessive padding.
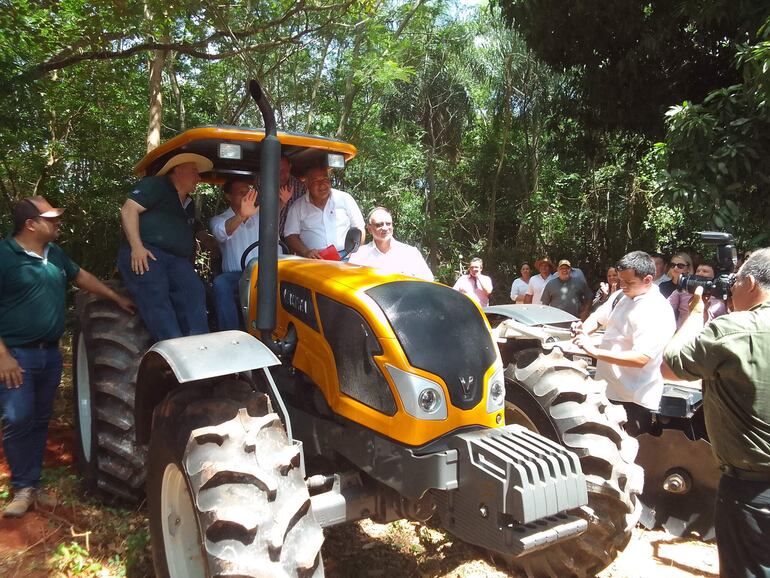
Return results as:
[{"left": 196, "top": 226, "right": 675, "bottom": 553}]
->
[
  {"left": 541, "top": 276, "right": 592, "bottom": 316},
  {"left": 283, "top": 189, "right": 364, "bottom": 251},
  {"left": 526, "top": 274, "right": 550, "bottom": 304},
  {"left": 664, "top": 302, "right": 770, "bottom": 471},
  {"left": 594, "top": 286, "right": 676, "bottom": 409},
  {"left": 349, "top": 239, "right": 434, "bottom": 281},
  {"left": 128, "top": 176, "right": 197, "bottom": 258},
  {"left": 0, "top": 237, "right": 80, "bottom": 346}
]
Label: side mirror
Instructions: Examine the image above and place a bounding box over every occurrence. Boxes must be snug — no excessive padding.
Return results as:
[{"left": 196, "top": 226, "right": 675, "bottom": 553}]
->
[{"left": 341, "top": 228, "right": 362, "bottom": 260}]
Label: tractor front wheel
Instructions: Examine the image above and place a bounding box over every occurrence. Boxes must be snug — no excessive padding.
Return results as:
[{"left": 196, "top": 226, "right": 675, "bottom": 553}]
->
[
  {"left": 502, "top": 348, "right": 643, "bottom": 578},
  {"left": 147, "top": 380, "right": 324, "bottom": 578}
]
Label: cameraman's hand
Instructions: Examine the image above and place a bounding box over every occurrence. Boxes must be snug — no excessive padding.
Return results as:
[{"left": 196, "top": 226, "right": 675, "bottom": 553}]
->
[{"left": 688, "top": 285, "right": 705, "bottom": 315}]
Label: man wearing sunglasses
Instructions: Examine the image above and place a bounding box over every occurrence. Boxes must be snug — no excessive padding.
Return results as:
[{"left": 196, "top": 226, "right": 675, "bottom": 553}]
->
[
  {"left": 348, "top": 206, "right": 433, "bottom": 281},
  {"left": 1, "top": 197, "right": 134, "bottom": 518},
  {"left": 663, "top": 248, "right": 770, "bottom": 578}
]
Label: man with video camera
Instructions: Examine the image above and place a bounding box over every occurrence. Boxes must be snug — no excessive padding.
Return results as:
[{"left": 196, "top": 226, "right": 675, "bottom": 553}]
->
[{"left": 663, "top": 247, "right": 770, "bottom": 578}]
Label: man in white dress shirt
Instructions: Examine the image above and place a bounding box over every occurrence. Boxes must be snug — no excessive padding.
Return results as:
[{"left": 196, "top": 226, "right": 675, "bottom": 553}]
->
[
  {"left": 572, "top": 251, "right": 676, "bottom": 434},
  {"left": 209, "top": 179, "right": 268, "bottom": 330},
  {"left": 284, "top": 166, "right": 365, "bottom": 259},
  {"left": 525, "top": 257, "right": 555, "bottom": 305},
  {"left": 349, "top": 207, "right": 433, "bottom": 280}
]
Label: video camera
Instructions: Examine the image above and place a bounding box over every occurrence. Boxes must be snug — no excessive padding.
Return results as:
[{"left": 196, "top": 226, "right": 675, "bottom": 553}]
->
[{"left": 677, "top": 231, "right": 737, "bottom": 301}]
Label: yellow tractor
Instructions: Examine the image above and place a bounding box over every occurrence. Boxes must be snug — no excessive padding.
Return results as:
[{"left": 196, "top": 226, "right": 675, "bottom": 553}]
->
[{"left": 74, "top": 81, "right": 640, "bottom": 577}]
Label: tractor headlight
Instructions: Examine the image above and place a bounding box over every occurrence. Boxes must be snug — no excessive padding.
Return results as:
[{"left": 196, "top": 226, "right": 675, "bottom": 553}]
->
[
  {"left": 418, "top": 388, "right": 440, "bottom": 413},
  {"left": 486, "top": 365, "right": 505, "bottom": 413},
  {"left": 385, "top": 364, "right": 447, "bottom": 420}
]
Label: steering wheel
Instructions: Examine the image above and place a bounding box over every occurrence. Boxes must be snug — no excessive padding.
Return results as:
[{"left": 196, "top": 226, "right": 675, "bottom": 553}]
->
[
  {"left": 239, "top": 240, "right": 290, "bottom": 271},
  {"left": 239, "top": 240, "right": 260, "bottom": 272}
]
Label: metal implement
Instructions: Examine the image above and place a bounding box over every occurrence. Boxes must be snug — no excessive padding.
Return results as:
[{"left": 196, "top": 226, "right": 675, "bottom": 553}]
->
[{"left": 636, "top": 429, "right": 720, "bottom": 539}]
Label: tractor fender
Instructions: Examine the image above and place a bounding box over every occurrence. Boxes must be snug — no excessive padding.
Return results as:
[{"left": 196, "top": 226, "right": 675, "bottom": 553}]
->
[{"left": 135, "top": 330, "right": 280, "bottom": 444}]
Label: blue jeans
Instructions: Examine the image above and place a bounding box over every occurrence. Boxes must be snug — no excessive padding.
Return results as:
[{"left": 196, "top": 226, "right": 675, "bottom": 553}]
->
[
  {"left": 1, "top": 346, "right": 62, "bottom": 490},
  {"left": 212, "top": 271, "right": 243, "bottom": 331},
  {"left": 117, "top": 244, "right": 208, "bottom": 341}
]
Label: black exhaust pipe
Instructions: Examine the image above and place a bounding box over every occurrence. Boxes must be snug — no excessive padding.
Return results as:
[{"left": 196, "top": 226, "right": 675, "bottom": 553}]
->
[{"left": 249, "top": 79, "right": 280, "bottom": 347}]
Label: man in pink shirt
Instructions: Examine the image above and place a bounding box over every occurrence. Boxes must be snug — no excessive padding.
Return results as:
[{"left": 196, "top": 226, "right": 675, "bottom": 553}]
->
[{"left": 453, "top": 257, "right": 493, "bottom": 307}]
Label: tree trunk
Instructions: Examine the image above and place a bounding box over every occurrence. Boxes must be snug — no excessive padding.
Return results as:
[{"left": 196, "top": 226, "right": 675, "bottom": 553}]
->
[
  {"left": 306, "top": 36, "right": 332, "bottom": 131},
  {"left": 336, "top": 29, "right": 364, "bottom": 139},
  {"left": 424, "top": 147, "right": 439, "bottom": 271},
  {"left": 167, "top": 53, "right": 186, "bottom": 132},
  {"left": 487, "top": 54, "right": 514, "bottom": 254},
  {"left": 146, "top": 47, "right": 168, "bottom": 153}
]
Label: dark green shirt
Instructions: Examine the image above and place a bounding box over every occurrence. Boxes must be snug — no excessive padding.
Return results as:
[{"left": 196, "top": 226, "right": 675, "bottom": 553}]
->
[
  {"left": 664, "top": 301, "right": 770, "bottom": 472},
  {"left": 129, "top": 176, "right": 198, "bottom": 258},
  {"left": 0, "top": 237, "right": 80, "bottom": 347}
]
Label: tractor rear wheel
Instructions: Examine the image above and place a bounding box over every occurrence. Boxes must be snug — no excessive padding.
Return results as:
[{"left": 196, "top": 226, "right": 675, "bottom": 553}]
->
[
  {"left": 73, "top": 281, "right": 152, "bottom": 502},
  {"left": 147, "top": 380, "right": 324, "bottom": 578},
  {"left": 502, "top": 348, "right": 643, "bottom": 578}
]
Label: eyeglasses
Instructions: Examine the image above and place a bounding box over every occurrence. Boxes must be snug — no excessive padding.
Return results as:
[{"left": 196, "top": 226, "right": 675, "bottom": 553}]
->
[
  {"left": 671, "top": 262, "right": 688, "bottom": 269},
  {"left": 371, "top": 221, "right": 392, "bottom": 228}
]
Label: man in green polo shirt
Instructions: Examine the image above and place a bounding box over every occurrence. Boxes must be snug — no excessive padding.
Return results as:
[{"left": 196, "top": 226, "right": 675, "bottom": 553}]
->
[
  {"left": 117, "top": 153, "right": 214, "bottom": 341},
  {"left": 1, "top": 196, "right": 134, "bottom": 518},
  {"left": 663, "top": 248, "right": 770, "bottom": 578}
]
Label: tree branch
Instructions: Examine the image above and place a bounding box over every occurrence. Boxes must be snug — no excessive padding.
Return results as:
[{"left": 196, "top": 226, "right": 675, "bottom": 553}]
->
[{"left": 18, "top": 0, "right": 354, "bottom": 81}]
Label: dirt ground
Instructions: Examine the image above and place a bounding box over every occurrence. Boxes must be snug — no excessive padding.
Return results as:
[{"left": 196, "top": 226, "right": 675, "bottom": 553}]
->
[{"left": 0, "top": 354, "right": 719, "bottom": 577}]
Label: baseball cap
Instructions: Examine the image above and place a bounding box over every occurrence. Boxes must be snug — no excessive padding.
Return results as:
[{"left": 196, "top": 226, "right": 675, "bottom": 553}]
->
[
  {"left": 558, "top": 259, "right": 572, "bottom": 269},
  {"left": 13, "top": 196, "right": 65, "bottom": 223}
]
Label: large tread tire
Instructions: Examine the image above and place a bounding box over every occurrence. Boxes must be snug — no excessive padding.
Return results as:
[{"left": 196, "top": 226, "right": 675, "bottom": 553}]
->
[
  {"left": 502, "top": 348, "right": 643, "bottom": 578},
  {"left": 148, "top": 380, "right": 324, "bottom": 578},
  {"left": 73, "top": 280, "right": 152, "bottom": 503}
]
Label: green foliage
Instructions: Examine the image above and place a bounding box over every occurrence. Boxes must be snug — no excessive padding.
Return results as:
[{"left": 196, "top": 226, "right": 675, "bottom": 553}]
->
[
  {"left": 495, "top": 0, "right": 767, "bottom": 137},
  {"left": 653, "top": 17, "right": 770, "bottom": 248},
  {"left": 50, "top": 541, "right": 102, "bottom": 574},
  {"left": 1, "top": 0, "right": 766, "bottom": 301}
]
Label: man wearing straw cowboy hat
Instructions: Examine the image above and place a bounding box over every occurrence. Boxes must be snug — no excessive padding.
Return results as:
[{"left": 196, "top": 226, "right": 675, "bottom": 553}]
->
[
  {"left": 118, "top": 153, "right": 214, "bottom": 342},
  {"left": 525, "top": 256, "right": 555, "bottom": 305}
]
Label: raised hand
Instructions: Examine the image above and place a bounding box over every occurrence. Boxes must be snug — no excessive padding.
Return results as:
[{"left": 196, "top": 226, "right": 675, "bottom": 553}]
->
[
  {"left": 279, "top": 185, "right": 293, "bottom": 207},
  {"left": 238, "top": 187, "right": 259, "bottom": 219}
]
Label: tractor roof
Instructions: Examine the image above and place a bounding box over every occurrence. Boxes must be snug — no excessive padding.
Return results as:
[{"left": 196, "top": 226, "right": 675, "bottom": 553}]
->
[{"left": 134, "top": 126, "right": 357, "bottom": 181}]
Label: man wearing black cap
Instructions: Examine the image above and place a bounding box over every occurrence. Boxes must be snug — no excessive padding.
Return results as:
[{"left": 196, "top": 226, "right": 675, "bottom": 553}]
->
[
  {"left": 0, "top": 196, "right": 134, "bottom": 518},
  {"left": 118, "top": 153, "right": 214, "bottom": 341}
]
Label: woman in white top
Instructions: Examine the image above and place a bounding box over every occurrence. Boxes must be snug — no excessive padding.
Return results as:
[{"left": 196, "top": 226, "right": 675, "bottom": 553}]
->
[{"left": 510, "top": 262, "right": 532, "bottom": 303}]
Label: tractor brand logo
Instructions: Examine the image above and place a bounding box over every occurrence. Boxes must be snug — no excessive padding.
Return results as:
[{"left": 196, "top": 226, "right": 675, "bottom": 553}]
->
[
  {"left": 280, "top": 282, "right": 318, "bottom": 330},
  {"left": 283, "top": 288, "right": 309, "bottom": 315},
  {"left": 459, "top": 375, "right": 474, "bottom": 399}
]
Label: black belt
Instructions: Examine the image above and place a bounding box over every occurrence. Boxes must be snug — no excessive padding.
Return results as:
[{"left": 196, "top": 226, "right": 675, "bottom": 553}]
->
[
  {"left": 15, "top": 340, "right": 60, "bottom": 349},
  {"left": 720, "top": 464, "right": 770, "bottom": 482}
]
